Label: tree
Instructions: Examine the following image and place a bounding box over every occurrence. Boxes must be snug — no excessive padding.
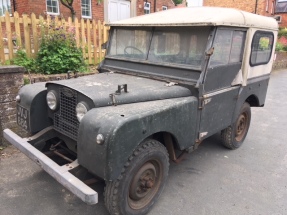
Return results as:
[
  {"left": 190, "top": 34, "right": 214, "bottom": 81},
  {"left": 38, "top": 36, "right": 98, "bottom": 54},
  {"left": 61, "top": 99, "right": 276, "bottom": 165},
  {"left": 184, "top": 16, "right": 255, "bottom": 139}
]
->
[
  {"left": 173, "top": 0, "right": 183, "bottom": 5},
  {"left": 60, "top": 0, "right": 76, "bottom": 21}
]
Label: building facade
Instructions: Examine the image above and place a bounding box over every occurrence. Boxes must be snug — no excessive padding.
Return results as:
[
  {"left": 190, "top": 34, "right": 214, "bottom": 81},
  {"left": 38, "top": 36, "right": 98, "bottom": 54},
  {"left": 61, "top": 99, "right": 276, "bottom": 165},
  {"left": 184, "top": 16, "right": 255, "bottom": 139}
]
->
[{"left": 0, "top": 0, "right": 181, "bottom": 22}]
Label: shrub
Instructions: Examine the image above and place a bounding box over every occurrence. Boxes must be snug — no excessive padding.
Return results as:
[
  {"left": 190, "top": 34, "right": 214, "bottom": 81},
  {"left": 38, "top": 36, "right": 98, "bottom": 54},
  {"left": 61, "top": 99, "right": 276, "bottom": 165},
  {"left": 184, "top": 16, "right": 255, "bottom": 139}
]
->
[
  {"left": 36, "top": 21, "right": 87, "bottom": 74},
  {"left": 14, "top": 21, "right": 88, "bottom": 74},
  {"left": 278, "top": 28, "right": 287, "bottom": 38},
  {"left": 275, "top": 42, "right": 284, "bottom": 51},
  {"left": 14, "top": 49, "right": 37, "bottom": 72},
  {"left": 276, "top": 36, "right": 287, "bottom": 52}
]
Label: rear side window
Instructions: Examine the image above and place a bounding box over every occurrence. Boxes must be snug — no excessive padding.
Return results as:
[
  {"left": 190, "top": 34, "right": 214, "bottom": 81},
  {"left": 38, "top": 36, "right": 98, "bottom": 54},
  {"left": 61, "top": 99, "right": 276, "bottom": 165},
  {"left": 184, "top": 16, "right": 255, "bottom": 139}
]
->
[{"left": 250, "top": 31, "right": 274, "bottom": 66}]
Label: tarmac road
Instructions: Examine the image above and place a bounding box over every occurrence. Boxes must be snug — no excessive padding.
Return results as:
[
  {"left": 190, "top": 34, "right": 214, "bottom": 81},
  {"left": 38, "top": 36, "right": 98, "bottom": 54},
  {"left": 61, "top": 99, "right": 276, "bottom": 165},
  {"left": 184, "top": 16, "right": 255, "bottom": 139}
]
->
[{"left": 1, "top": 69, "right": 287, "bottom": 215}]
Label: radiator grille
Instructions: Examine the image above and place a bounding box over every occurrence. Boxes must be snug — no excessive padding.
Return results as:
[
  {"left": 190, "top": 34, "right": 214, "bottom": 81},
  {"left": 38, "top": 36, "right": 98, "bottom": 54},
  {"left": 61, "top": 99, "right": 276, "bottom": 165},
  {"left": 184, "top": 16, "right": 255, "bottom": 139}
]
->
[{"left": 54, "top": 87, "right": 79, "bottom": 140}]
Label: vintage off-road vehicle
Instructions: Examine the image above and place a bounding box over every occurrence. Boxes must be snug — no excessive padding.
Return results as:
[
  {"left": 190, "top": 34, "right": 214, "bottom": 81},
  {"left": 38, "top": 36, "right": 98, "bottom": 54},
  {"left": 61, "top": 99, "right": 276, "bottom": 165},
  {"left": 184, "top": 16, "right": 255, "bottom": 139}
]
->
[{"left": 4, "top": 7, "right": 278, "bottom": 215}]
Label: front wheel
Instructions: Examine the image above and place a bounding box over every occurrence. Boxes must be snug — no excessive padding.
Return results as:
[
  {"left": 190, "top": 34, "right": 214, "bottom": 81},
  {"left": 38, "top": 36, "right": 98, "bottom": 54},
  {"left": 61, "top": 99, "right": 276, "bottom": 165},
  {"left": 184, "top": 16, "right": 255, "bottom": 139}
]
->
[
  {"left": 104, "top": 139, "right": 169, "bottom": 215},
  {"left": 221, "top": 102, "right": 251, "bottom": 150}
]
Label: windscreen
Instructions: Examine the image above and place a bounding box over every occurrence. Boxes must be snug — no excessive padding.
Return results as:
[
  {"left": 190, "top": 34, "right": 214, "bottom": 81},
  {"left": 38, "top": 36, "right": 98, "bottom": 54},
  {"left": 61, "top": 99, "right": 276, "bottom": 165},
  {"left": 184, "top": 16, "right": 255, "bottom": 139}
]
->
[{"left": 107, "top": 26, "right": 211, "bottom": 68}]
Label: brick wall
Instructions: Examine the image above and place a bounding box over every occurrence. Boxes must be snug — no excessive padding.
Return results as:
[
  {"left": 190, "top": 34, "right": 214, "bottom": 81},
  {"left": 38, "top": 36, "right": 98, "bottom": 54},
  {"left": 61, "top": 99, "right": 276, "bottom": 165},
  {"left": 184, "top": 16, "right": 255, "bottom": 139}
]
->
[
  {"left": 203, "top": 0, "right": 266, "bottom": 14},
  {"left": 203, "top": 0, "right": 287, "bottom": 28},
  {"left": 136, "top": 0, "right": 179, "bottom": 16},
  {"left": 0, "top": 66, "right": 25, "bottom": 146},
  {"left": 282, "top": 16, "right": 287, "bottom": 28},
  {"left": 12, "top": 0, "right": 105, "bottom": 21},
  {"left": 13, "top": 0, "right": 179, "bottom": 22}
]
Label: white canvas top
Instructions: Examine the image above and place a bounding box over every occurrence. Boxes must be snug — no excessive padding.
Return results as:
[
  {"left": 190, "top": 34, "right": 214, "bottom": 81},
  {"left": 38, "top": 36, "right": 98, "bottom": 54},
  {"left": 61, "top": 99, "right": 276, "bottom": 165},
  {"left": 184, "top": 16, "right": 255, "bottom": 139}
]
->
[{"left": 108, "top": 7, "right": 278, "bottom": 30}]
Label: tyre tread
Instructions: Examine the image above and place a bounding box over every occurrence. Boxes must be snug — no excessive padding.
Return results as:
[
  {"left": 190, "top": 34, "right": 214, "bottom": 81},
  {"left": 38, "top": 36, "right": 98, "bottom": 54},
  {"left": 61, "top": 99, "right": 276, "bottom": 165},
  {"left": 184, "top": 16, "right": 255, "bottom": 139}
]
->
[
  {"left": 104, "top": 140, "right": 169, "bottom": 215},
  {"left": 221, "top": 102, "right": 251, "bottom": 150}
]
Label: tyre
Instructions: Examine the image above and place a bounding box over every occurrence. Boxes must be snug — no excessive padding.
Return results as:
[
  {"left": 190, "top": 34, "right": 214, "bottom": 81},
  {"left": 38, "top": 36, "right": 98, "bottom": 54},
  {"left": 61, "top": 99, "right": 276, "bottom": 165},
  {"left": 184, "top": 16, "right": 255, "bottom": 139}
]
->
[
  {"left": 104, "top": 139, "right": 169, "bottom": 215},
  {"left": 221, "top": 102, "right": 251, "bottom": 150}
]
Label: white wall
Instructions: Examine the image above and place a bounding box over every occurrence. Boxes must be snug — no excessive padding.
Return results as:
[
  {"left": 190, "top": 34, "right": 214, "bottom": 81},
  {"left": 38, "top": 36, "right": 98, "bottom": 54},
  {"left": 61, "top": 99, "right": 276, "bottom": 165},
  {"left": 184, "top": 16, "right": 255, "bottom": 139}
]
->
[{"left": 187, "top": 0, "right": 203, "bottom": 7}]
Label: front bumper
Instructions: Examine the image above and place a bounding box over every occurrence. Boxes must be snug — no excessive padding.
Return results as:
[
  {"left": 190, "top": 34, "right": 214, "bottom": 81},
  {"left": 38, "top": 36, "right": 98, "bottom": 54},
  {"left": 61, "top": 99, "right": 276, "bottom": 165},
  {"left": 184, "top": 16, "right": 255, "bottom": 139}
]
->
[{"left": 3, "top": 129, "right": 98, "bottom": 205}]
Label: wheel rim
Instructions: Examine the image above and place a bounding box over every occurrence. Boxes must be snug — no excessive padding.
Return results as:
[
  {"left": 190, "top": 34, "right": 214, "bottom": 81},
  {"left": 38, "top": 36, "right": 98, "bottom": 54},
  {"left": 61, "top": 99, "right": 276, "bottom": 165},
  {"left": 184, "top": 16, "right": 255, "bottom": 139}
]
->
[
  {"left": 128, "top": 161, "right": 162, "bottom": 210},
  {"left": 235, "top": 112, "right": 248, "bottom": 142}
]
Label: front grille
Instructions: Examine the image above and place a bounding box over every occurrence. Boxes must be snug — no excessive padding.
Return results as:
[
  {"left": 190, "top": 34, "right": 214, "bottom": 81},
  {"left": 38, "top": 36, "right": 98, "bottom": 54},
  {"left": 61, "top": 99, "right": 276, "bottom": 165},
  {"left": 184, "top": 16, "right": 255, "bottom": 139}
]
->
[{"left": 54, "top": 87, "right": 79, "bottom": 140}]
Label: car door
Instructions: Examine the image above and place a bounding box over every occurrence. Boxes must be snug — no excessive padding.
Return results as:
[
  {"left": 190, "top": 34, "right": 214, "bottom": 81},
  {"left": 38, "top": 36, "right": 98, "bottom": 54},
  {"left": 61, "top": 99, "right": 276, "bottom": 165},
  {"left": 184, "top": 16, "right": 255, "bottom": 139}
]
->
[{"left": 199, "top": 28, "right": 246, "bottom": 139}]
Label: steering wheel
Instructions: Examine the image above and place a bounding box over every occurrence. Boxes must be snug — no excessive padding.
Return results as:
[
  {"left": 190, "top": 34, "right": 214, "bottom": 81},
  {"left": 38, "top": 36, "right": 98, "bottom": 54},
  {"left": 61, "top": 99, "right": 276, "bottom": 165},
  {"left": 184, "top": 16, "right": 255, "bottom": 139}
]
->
[{"left": 124, "top": 46, "right": 144, "bottom": 55}]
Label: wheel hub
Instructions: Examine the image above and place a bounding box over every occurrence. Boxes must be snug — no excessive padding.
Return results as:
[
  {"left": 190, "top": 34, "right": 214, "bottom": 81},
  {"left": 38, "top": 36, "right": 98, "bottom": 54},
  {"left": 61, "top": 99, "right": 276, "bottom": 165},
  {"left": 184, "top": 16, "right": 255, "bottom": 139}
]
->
[
  {"left": 129, "top": 162, "right": 156, "bottom": 201},
  {"left": 235, "top": 113, "right": 247, "bottom": 141}
]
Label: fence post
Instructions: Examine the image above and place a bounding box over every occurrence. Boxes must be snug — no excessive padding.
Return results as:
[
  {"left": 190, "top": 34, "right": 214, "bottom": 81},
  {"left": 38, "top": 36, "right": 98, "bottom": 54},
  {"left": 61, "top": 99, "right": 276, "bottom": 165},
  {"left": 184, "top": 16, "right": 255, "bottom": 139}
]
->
[
  {"left": 5, "top": 11, "right": 13, "bottom": 60},
  {"left": 81, "top": 18, "right": 86, "bottom": 60},
  {"left": 103, "top": 22, "right": 108, "bottom": 43},
  {"left": 0, "top": 18, "right": 5, "bottom": 64},
  {"left": 98, "top": 20, "right": 102, "bottom": 62},
  {"left": 23, "top": 14, "right": 31, "bottom": 58},
  {"left": 74, "top": 18, "right": 80, "bottom": 48},
  {"left": 14, "top": 12, "right": 22, "bottom": 48},
  {"left": 87, "top": 20, "right": 92, "bottom": 64},
  {"left": 92, "top": 20, "right": 97, "bottom": 65},
  {"left": 31, "top": 13, "right": 39, "bottom": 57}
]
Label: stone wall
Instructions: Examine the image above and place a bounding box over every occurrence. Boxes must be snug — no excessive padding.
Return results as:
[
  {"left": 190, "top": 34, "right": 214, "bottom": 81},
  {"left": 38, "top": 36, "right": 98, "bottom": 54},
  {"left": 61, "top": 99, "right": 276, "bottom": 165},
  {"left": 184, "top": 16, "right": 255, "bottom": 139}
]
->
[
  {"left": 273, "top": 52, "right": 287, "bottom": 70},
  {"left": 25, "top": 71, "right": 97, "bottom": 83},
  {"left": 0, "top": 66, "right": 25, "bottom": 146}
]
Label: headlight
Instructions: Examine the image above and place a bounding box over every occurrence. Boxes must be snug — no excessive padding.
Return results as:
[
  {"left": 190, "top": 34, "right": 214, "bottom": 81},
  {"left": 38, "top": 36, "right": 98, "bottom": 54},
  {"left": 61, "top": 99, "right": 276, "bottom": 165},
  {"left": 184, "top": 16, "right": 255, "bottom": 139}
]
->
[
  {"left": 76, "top": 102, "right": 88, "bottom": 122},
  {"left": 46, "top": 91, "right": 57, "bottom": 110},
  {"left": 96, "top": 134, "right": 105, "bottom": 145}
]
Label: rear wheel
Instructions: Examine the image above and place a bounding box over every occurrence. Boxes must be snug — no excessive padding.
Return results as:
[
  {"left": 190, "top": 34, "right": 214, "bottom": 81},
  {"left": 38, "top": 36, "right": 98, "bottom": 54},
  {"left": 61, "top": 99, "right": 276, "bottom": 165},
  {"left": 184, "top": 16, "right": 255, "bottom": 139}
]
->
[
  {"left": 104, "top": 139, "right": 169, "bottom": 215},
  {"left": 221, "top": 102, "right": 251, "bottom": 149}
]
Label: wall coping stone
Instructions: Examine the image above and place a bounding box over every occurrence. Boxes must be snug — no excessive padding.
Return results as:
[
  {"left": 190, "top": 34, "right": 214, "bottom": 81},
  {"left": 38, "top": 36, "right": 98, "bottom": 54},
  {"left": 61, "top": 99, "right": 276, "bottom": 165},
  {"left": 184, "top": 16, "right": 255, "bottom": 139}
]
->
[{"left": 0, "top": 66, "right": 25, "bottom": 74}]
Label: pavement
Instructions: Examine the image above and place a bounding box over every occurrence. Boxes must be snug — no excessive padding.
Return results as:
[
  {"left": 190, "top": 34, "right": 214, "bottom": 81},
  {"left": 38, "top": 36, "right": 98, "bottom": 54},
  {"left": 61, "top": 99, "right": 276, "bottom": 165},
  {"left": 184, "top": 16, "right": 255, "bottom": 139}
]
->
[{"left": 1, "top": 69, "right": 287, "bottom": 215}]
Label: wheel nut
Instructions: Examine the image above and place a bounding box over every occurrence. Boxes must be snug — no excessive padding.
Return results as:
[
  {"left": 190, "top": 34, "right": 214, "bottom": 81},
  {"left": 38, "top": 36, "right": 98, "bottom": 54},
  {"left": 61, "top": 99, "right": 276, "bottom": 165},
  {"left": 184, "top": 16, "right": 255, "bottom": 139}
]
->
[{"left": 146, "top": 180, "right": 154, "bottom": 188}]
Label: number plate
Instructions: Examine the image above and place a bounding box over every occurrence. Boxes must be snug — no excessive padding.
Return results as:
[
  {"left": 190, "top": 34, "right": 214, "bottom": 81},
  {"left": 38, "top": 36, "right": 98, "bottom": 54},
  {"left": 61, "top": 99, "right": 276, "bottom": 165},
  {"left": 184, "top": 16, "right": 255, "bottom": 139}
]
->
[{"left": 17, "top": 105, "right": 30, "bottom": 131}]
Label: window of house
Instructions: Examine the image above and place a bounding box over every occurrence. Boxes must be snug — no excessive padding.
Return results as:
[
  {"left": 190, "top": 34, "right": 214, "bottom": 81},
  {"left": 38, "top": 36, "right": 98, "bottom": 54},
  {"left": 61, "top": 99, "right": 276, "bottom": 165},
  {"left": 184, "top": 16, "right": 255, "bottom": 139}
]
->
[
  {"left": 46, "top": 0, "right": 60, "bottom": 15},
  {"left": 82, "top": 0, "right": 92, "bottom": 18},
  {"left": 210, "top": 29, "right": 246, "bottom": 66},
  {"left": 0, "top": 0, "right": 12, "bottom": 16},
  {"left": 144, "top": 2, "right": 151, "bottom": 14},
  {"left": 162, "top": 6, "right": 167, "bottom": 10},
  {"left": 275, "top": 0, "right": 287, "bottom": 13},
  {"left": 250, "top": 31, "right": 274, "bottom": 66}
]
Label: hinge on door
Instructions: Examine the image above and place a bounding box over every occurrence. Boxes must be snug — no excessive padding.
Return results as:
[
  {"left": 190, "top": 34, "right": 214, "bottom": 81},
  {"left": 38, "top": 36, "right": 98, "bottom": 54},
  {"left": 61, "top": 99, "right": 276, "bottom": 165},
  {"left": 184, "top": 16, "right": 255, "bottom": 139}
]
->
[
  {"left": 198, "top": 97, "right": 212, "bottom": 110},
  {"left": 198, "top": 97, "right": 204, "bottom": 110}
]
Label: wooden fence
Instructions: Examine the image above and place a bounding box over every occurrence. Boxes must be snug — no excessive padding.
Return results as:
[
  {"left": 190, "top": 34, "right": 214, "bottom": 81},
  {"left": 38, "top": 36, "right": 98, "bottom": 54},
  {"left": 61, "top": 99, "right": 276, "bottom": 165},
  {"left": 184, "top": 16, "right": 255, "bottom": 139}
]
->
[{"left": 0, "top": 12, "right": 109, "bottom": 65}]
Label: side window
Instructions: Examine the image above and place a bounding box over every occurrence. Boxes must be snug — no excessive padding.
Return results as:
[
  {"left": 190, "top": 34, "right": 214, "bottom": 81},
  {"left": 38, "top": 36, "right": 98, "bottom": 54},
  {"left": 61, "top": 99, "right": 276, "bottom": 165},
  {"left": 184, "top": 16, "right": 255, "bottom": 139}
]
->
[
  {"left": 229, "top": 31, "right": 245, "bottom": 63},
  {"left": 250, "top": 31, "right": 274, "bottom": 66},
  {"left": 210, "top": 29, "right": 245, "bottom": 66}
]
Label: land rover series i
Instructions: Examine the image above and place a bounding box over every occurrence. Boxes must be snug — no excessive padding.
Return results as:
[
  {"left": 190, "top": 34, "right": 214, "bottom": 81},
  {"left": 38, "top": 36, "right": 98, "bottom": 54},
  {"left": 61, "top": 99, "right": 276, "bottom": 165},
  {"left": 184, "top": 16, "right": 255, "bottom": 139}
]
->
[{"left": 3, "top": 7, "right": 278, "bottom": 215}]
